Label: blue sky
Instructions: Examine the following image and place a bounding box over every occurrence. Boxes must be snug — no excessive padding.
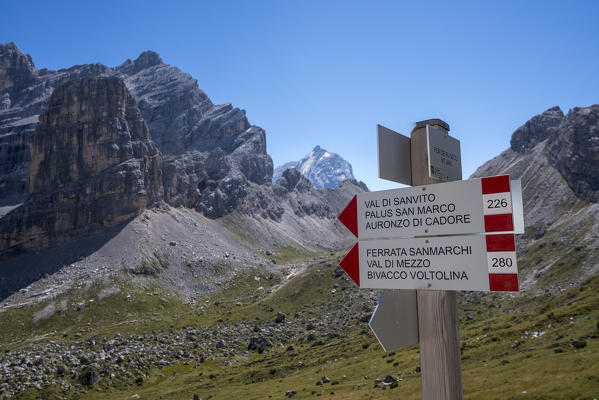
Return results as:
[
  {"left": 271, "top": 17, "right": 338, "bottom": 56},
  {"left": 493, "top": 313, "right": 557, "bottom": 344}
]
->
[{"left": 2, "top": 1, "right": 598, "bottom": 191}]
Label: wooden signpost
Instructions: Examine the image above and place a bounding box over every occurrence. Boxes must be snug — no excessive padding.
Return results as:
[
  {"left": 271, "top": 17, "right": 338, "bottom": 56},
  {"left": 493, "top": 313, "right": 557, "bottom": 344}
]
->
[
  {"left": 338, "top": 119, "right": 524, "bottom": 399},
  {"left": 412, "top": 121, "right": 463, "bottom": 400}
]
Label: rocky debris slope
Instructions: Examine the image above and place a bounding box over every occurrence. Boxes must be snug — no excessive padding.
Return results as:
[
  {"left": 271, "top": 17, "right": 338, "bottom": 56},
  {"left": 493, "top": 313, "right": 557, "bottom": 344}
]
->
[
  {"left": 0, "top": 257, "right": 381, "bottom": 399},
  {"left": 273, "top": 146, "right": 356, "bottom": 189},
  {"left": 223, "top": 170, "right": 367, "bottom": 253},
  {"left": 0, "top": 169, "right": 363, "bottom": 302},
  {"left": 0, "top": 205, "right": 262, "bottom": 302},
  {"left": 472, "top": 105, "right": 599, "bottom": 288},
  {"left": 0, "top": 77, "right": 162, "bottom": 256}
]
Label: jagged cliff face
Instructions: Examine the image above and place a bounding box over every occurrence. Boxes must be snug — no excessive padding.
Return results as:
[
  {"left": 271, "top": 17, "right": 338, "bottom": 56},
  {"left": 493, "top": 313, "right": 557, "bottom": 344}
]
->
[
  {"left": 0, "top": 43, "right": 359, "bottom": 257},
  {"left": 0, "top": 42, "right": 38, "bottom": 101},
  {"left": 545, "top": 106, "right": 599, "bottom": 203},
  {"left": 273, "top": 146, "right": 355, "bottom": 189},
  {"left": 0, "top": 43, "right": 272, "bottom": 204},
  {"left": 508, "top": 105, "right": 599, "bottom": 204},
  {"left": 29, "top": 77, "right": 162, "bottom": 199},
  {"left": 0, "top": 77, "right": 162, "bottom": 255},
  {"left": 472, "top": 105, "right": 599, "bottom": 288}
]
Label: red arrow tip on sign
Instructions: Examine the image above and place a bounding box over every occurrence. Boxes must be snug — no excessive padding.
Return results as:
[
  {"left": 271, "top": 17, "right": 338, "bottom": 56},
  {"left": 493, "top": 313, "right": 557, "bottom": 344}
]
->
[
  {"left": 338, "top": 195, "right": 358, "bottom": 237},
  {"left": 340, "top": 242, "right": 360, "bottom": 287}
]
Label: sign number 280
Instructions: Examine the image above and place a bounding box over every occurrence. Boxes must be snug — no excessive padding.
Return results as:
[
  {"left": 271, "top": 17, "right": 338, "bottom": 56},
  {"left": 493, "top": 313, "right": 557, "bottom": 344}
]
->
[{"left": 491, "top": 257, "right": 513, "bottom": 268}]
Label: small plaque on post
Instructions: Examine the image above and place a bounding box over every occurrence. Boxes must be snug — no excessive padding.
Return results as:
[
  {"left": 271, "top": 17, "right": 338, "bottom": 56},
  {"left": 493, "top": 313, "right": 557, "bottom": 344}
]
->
[{"left": 426, "top": 125, "right": 461, "bottom": 182}]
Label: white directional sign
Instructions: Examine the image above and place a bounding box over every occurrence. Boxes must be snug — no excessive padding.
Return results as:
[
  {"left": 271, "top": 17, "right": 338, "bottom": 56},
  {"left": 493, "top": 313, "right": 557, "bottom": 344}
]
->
[
  {"left": 427, "top": 125, "right": 462, "bottom": 182},
  {"left": 338, "top": 175, "right": 516, "bottom": 240},
  {"left": 340, "top": 233, "right": 519, "bottom": 292}
]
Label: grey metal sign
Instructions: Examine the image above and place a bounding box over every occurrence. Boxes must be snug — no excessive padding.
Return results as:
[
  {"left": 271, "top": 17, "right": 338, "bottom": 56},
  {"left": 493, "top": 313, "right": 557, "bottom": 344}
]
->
[
  {"left": 427, "top": 125, "right": 462, "bottom": 182},
  {"left": 377, "top": 124, "right": 412, "bottom": 185},
  {"left": 511, "top": 179, "right": 524, "bottom": 234},
  {"left": 369, "top": 290, "right": 419, "bottom": 351}
]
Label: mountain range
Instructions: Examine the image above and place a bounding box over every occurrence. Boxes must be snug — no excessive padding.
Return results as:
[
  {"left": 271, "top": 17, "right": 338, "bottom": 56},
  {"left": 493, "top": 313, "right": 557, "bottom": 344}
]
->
[
  {"left": 0, "top": 41, "right": 598, "bottom": 399},
  {"left": 0, "top": 42, "right": 364, "bottom": 299}
]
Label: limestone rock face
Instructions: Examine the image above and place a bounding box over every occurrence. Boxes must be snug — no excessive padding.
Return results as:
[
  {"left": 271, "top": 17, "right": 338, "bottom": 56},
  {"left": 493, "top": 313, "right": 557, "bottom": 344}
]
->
[
  {"left": 0, "top": 42, "right": 38, "bottom": 100},
  {"left": 510, "top": 106, "right": 564, "bottom": 153},
  {"left": 0, "top": 77, "right": 162, "bottom": 255},
  {"left": 0, "top": 43, "right": 111, "bottom": 199},
  {"left": 507, "top": 105, "right": 599, "bottom": 203},
  {"left": 29, "top": 77, "right": 162, "bottom": 199},
  {"left": 115, "top": 54, "right": 273, "bottom": 214},
  {"left": 472, "top": 105, "right": 599, "bottom": 289},
  {"left": 0, "top": 43, "right": 273, "bottom": 218},
  {"left": 545, "top": 105, "right": 599, "bottom": 203}
]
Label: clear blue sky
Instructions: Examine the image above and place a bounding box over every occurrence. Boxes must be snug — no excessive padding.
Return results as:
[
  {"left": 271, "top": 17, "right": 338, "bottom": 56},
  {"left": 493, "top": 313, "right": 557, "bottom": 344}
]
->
[{"left": 2, "top": 1, "right": 598, "bottom": 191}]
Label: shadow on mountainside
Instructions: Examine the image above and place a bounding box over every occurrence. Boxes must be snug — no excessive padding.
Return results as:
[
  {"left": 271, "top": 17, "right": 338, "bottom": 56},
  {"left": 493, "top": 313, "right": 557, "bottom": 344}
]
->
[{"left": 0, "top": 222, "right": 128, "bottom": 301}]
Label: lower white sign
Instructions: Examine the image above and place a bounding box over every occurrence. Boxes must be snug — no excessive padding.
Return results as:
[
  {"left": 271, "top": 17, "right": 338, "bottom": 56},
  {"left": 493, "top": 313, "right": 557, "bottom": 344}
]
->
[{"left": 340, "top": 234, "right": 519, "bottom": 292}]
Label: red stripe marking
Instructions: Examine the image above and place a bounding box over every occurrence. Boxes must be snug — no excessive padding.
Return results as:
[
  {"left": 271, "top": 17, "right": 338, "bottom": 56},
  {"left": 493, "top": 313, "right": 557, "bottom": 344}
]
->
[
  {"left": 338, "top": 195, "right": 358, "bottom": 238},
  {"left": 484, "top": 214, "right": 514, "bottom": 232},
  {"left": 340, "top": 243, "right": 360, "bottom": 287},
  {"left": 489, "top": 273, "right": 519, "bottom": 292},
  {"left": 486, "top": 234, "right": 516, "bottom": 252},
  {"left": 481, "top": 175, "right": 511, "bottom": 194}
]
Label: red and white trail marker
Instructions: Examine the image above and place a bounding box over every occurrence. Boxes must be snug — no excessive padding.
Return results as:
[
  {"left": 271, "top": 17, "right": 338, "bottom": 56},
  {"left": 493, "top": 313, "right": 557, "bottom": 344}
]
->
[
  {"left": 339, "top": 233, "right": 518, "bottom": 292},
  {"left": 338, "top": 175, "right": 518, "bottom": 240}
]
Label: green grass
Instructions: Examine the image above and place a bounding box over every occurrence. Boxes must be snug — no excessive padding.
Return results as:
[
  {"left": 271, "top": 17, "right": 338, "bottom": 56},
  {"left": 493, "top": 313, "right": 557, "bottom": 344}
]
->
[{"left": 3, "top": 252, "right": 599, "bottom": 399}]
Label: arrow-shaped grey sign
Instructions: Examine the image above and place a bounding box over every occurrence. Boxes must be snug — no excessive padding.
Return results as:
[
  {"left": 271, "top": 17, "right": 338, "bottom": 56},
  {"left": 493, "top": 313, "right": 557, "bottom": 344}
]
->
[{"left": 369, "top": 289, "right": 419, "bottom": 351}]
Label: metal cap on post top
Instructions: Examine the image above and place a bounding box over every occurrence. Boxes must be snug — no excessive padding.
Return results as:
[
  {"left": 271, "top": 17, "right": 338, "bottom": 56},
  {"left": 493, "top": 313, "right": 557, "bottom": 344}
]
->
[{"left": 414, "top": 118, "right": 450, "bottom": 132}]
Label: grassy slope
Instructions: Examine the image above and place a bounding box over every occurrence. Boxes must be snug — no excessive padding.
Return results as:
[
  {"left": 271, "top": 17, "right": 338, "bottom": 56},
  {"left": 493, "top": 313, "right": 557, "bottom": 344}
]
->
[{"left": 3, "top": 248, "right": 599, "bottom": 400}]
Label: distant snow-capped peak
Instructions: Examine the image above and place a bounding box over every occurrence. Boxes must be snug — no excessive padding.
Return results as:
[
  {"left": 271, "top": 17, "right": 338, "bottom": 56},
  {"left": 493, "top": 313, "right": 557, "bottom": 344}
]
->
[{"left": 273, "top": 145, "right": 355, "bottom": 189}]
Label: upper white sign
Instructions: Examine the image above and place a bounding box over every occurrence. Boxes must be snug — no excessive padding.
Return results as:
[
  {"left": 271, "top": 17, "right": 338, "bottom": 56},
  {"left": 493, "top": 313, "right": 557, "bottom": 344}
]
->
[
  {"left": 338, "top": 175, "right": 516, "bottom": 240},
  {"left": 427, "top": 125, "right": 462, "bottom": 182}
]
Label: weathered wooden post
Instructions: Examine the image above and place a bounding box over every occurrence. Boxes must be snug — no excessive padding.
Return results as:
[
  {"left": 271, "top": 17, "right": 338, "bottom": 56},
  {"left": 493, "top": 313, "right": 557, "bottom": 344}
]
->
[{"left": 411, "top": 119, "right": 463, "bottom": 400}]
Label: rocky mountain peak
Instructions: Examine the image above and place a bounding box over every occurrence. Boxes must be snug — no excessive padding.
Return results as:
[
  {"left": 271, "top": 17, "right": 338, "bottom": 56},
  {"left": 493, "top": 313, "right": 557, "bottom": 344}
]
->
[
  {"left": 510, "top": 106, "right": 564, "bottom": 153},
  {"left": 117, "top": 50, "right": 164, "bottom": 75},
  {"left": 134, "top": 50, "right": 163, "bottom": 67},
  {"left": 505, "top": 104, "right": 599, "bottom": 203},
  {"left": 0, "top": 42, "right": 38, "bottom": 98},
  {"left": 546, "top": 104, "right": 599, "bottom": 202}
]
